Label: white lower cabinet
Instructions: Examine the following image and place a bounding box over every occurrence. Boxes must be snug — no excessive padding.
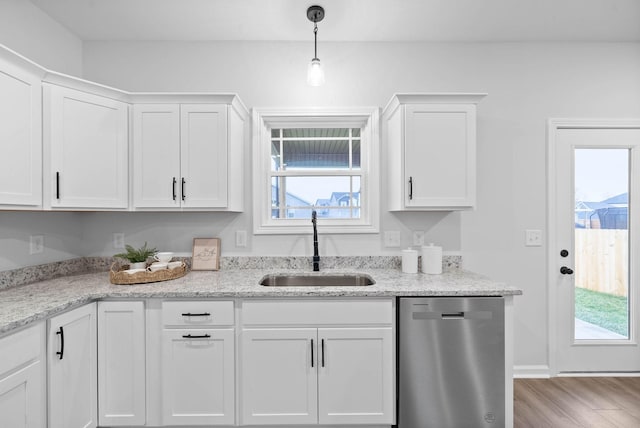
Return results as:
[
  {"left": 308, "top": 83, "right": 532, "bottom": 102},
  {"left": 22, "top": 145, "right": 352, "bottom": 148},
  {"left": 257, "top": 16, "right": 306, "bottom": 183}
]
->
[
  {"left": 240, "top": 299, "right": 395, "bottom": 426},
  {"left": 160, "top": 300, "right": 235, "bottom": 426},
  {"left": 162, "top": 329, "right": 235, "bottom": 425},
  {"left": 317, "top": 327, "right": 394, "bottom": 425},
  {"left": 241, "top": 328, "right": 318, "bottom": 425},
  {"left": 48, "top": 303, "right": 97, "bottom": 428},
  {"left": 0, "top": 323, "right": 46, "bottom": 428},
  {"left": 97, "top": 301, "right": 146, "bottom": 426}
]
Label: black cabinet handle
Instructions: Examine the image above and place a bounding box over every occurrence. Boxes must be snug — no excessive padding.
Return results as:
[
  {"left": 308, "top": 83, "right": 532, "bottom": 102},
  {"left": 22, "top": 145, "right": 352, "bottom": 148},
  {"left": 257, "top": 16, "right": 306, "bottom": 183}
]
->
[
  {"left": 182, "top": 334, "right": 211, "bottom": 339},
  {"left": 408, "top": 176, "right": 413, "bottom": 200},
  {"left": 321, "top": 339, "right": 325, "bottom": 367},
  {"left": 560, "top": 266, "right": 574, "bottom": 275},
  {"left": 56, "top": 326, "right": 64, "bottom": 360},
  {"left": 311, "top": 339, "right": 314, "bottom": 368},
  {"left": 560, "top": 249, "right": 569, "bottom": 257},
  {"left": 181, "top": 178, "right": 186, "bottom": 201},
  {"left": 172, "top": 177, "right": 177, "bottom": 201},
  {"left": 181, "top": 312, "right": 211, "bottom": 317},
  {"left": 55, "top": 172, "right": 60, "bottom": 200}
]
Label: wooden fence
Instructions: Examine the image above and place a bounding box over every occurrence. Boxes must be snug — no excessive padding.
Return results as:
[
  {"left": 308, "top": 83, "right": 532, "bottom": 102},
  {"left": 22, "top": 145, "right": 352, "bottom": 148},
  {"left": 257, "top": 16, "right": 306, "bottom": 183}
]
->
[{"left": 575, "top": 229, "right": 628, "bottom": 297}]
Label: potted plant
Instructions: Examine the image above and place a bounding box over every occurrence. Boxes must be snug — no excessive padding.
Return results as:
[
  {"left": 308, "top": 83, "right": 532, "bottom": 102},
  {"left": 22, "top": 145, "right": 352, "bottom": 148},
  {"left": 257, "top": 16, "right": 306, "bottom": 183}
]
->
[{"left": 114, "top": 242, "right": 157, "bottom": 269}]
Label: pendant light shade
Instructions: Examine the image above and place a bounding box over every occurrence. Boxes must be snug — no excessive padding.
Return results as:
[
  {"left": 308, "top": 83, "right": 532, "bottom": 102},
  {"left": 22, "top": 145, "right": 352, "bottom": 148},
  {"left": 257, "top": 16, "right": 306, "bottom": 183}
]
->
[
  {"left": 306, "top": 5, "right": 325, "bottom": 86},
  {"left": 307, "top": 58, "right": 325, "bottom": 86}
]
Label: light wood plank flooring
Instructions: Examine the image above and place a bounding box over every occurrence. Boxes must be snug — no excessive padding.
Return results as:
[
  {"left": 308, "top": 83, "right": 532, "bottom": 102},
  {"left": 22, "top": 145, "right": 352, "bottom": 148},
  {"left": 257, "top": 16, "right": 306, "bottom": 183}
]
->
[{"left": 514, "top": 377, "right": 640, "bottom": 427}]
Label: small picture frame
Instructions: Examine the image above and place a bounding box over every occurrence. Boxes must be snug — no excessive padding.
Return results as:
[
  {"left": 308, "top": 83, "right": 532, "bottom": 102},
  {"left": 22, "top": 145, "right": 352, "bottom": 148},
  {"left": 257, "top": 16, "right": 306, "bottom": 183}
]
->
[{"left": 191, "top": 238, "right": 221, "bottom": 271}]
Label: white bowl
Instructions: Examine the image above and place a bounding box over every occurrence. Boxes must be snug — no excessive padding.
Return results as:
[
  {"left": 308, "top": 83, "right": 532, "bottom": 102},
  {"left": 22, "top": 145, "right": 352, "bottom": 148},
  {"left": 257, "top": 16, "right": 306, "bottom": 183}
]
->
[{"left": 154, "top": 252, "right": 174, "bottom": 263}]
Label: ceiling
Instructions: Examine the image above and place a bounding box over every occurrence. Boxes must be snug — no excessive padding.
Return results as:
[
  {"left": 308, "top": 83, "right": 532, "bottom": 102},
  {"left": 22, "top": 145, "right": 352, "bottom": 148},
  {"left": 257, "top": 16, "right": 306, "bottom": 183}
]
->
[{"left": 29, "top": 0, "right": 640, "bottom": 42}]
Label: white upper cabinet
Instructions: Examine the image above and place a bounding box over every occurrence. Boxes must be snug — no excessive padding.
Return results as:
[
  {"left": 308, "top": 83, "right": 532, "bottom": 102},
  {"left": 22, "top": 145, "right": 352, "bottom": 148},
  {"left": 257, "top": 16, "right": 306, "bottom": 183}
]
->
[
  {"left": 133, "top": 104, "right": 181, "bottom": 208},
  {"left": 44, "top": 84, "right": 129, "bottom": 210},
  {"left": 383, "top": 93, "right": 486, "bottom": 210},
  {"left": 0, "top": 48, "right": 43, "bottom": 209},
  {"left": 133, "top": 96, "right": 247, "bottom": 211}
]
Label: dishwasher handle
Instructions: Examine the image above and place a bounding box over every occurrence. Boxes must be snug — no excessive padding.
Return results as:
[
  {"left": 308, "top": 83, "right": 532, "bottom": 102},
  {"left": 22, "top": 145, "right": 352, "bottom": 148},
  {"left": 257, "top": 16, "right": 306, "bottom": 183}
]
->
[
  {"left": 413, "top": 311, "right": 493, "bottom": 320},
  {"left": 441, "top": 311, "right": 465, "bottom": 319}
]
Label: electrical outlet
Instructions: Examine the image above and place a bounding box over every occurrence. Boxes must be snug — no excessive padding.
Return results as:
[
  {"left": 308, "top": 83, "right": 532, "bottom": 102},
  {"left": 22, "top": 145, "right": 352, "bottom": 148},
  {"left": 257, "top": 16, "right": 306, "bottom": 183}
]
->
[
  {"left": 525, "top": 229, "right": 542, "bottom": 247},
  {"left": 383, "top": 231, "right": 401, "bottom": 248},
  {"left": 30, "top": 235, "right": 44, "bottom": 255},
  {"left": 413, "top": 231, "right": 425, "bottom": 246},
  {"left": 236, "top": 230, "right": 247, "bottom": 248},
  {"left": 113, "top": 233, "right": 125, "bottom": 249}
]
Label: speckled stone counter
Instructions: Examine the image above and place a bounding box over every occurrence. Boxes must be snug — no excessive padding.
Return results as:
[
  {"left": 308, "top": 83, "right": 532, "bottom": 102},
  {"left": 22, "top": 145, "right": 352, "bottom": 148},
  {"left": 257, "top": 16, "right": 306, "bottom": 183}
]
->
[{"left": 0, "top": 263, "right": 521, "bottom": 335}]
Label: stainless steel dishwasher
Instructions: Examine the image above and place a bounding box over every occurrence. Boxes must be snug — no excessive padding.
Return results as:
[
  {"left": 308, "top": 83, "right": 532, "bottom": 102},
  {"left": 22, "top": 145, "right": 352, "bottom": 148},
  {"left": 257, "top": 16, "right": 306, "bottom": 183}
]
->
[{"left": 398, "top": 297, "right": 505, "bottom": 428}]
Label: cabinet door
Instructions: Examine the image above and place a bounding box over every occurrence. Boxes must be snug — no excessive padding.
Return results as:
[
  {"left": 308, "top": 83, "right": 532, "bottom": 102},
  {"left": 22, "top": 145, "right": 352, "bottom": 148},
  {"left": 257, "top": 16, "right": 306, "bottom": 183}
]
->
[
  {"left": 0, "top": 58, "right": 41, "bottom": 208},
  {"left": 317, "top": 327, "right": 394, "bottom": 425},
  {"left": 162, "top": 329, "right": 235, "bottom": 425},
  {"left": 46, "top": 85, "right": 128, "bottom": 209},
  {"left": 404, "top": 103, "right": 476, "bottom": 209},
  {"left": 241, "top": 328, "right": 318, "bottom": 425},
  {"left": 180, "top": 104, "right": 228, "bottom": 208},
  {"left": 98, "top": 301, "right": 146, "bottom": 426},
  {"left": 48, "top": 303, "right": 97, "bottom": 428},
  {"left": 133, "top": 104, "right": 181, "bottom": 208},
  {"left": 0, "top": 324, "right": 46, "bottom": 428}
]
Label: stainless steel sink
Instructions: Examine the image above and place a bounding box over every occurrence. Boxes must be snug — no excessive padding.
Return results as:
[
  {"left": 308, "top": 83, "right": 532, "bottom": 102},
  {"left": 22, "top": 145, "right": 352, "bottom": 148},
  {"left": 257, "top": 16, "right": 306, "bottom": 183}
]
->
[{"left": 259, "top": 274, "right": 375, "bottom": 287}]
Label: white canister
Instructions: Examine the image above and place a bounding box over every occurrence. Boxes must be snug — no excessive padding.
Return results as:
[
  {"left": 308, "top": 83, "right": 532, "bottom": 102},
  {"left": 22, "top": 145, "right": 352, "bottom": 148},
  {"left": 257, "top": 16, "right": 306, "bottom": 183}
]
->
[
  {"left": 421, "top": 243, "right": 443, "bottom": 274},
  {"left": 401, "top": 248, "right": 418, "bottom": 274}
]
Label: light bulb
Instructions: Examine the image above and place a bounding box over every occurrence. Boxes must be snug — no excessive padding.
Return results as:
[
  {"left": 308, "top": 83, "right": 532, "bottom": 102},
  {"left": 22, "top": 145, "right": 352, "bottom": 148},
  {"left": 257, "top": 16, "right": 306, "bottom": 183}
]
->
[{"left": 307, "top": 58, "right": 325, "bottom": 86}]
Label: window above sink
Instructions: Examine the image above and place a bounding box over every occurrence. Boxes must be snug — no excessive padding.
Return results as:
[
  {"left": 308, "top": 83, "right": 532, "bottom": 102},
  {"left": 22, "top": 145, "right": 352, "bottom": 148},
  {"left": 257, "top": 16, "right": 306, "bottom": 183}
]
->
[{"left": 252, "top": 108, "right": 380, "bottom": 235}]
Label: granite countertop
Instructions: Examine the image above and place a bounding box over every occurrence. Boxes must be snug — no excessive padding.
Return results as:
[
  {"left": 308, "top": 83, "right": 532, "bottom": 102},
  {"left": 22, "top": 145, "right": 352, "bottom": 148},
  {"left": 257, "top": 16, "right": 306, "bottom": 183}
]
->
[{"left": 0, "top": 265, "right": 521, "bottom": 335}]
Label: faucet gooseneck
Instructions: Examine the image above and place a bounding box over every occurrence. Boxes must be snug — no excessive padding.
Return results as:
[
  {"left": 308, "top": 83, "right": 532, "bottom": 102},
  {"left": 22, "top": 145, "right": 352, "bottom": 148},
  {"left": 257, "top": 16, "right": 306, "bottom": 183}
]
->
[{"left": 312, "top": 210, "right": 320, "bottom": 271}]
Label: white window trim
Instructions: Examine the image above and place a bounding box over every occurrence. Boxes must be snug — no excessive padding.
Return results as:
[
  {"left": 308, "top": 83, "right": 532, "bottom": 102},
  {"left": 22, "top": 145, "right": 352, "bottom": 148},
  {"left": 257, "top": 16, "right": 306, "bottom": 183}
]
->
[{"left": 252, "top": 107, "right": 380, "bottom": 235}]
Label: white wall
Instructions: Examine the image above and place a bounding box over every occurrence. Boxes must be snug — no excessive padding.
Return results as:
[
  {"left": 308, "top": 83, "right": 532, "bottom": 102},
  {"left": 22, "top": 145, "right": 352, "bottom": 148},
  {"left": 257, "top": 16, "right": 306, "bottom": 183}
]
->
[
  {"left": 0, "top": 0, "right": 82, "bottom": 75},
  {"left": 80, "top": 40, "right": 640, "bottom": 371}
]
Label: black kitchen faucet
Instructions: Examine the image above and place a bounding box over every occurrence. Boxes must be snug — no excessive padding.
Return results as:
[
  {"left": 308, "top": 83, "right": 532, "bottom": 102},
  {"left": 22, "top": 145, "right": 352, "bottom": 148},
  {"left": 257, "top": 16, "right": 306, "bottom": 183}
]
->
[{"left": 312, "top": 210, "right": 320, "bottom": 271}]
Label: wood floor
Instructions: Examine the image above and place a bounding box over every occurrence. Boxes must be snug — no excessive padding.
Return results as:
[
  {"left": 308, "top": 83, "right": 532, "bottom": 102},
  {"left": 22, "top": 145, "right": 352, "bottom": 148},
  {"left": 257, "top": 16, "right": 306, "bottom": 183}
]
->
[{"left": 514, "top": 377, "right": 640, "bottom": 427}]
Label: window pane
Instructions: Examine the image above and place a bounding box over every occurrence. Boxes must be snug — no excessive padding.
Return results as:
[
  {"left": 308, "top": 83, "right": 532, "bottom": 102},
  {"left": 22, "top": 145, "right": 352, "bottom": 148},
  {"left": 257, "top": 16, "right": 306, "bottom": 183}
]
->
[
  {"left": 270, "top": 176, "right": 361, "bottom": 219},
  {"left": 271, "top": 141, "right": 281, "bottom": 171},
  {"left": 352, "top": 140, "right": 361, "bottom": 169},
  {"left": 282, "top": 140, "right": 350, "bottom": 169},
  {"left": 574, "top": 148, "right": 629, "bottom": 340}
]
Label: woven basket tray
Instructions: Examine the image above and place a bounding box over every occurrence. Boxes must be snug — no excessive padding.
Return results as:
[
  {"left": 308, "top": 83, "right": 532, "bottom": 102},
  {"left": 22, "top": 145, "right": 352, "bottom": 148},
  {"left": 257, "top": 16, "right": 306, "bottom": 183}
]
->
[{"left": 109, "top": 262, "right": 188, "bottom": 285}]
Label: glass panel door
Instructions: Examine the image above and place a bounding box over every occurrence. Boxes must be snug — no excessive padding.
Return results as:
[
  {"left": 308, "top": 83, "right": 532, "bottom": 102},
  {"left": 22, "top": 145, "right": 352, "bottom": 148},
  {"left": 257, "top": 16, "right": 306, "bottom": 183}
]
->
[
  {"left": 574, "top": 149, "right": 629, "bottom": 340},
  {"left": 552, "top": 124, "right": 640, "bottom": 373}
]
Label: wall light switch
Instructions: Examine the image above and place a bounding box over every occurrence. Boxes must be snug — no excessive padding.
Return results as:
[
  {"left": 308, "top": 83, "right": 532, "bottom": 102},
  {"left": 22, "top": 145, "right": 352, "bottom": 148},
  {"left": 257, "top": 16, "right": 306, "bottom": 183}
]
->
[
  {"left": 113, "top": 233, "right": 125, "bottom": 249},
  {"left": 30, "top": 235, "right": 44, "bottom": 254},
  {"left": 525, "top": 230, "right": 542, "bottom": 247},
  {"left": 384, "top": 231, "right": 401, "bottom": 248},
  {"left": 236, "top": 230, "right": 247, "bottom": 248}
]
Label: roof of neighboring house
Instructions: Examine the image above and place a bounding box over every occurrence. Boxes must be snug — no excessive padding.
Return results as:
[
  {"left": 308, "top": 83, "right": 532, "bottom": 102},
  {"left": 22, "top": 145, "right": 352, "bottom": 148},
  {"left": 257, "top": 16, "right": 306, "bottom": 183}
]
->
[
  {"left": 576, "top": 192, "right": 628, "bottom": 211},
  {"left": 602, "top": 192, "right": 628, "bottom": 205}
]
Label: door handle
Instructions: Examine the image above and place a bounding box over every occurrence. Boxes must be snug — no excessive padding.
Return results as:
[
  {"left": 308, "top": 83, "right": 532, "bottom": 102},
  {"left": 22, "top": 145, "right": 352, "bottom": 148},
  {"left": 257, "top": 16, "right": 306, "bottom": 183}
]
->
[
  {"left": 560, "top": 266, "right": 574, "bottom": 275},
  {"left": 181, "top": 178, "right": 186, "bottom": 201},
  {"left": 172, "top": 177, "right": 177, "bottom": 201},
  {"left": 321, "top": 339, "right": 325, "bottom": 367},
  {"left": 56, "top": 326, "right": 64, "bottom": 360},
  {"left": 311, "top": 339, "right": 314, "bottom": 368},
  {"left": 408, "top": 176, "right": 413, "bottom": 200}
]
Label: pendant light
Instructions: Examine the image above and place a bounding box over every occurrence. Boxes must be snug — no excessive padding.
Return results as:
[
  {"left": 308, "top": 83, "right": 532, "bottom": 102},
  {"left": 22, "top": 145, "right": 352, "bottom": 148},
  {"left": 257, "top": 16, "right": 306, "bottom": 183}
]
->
[{"left": 306, "top": 5, "right": 325, "bottom": 86}]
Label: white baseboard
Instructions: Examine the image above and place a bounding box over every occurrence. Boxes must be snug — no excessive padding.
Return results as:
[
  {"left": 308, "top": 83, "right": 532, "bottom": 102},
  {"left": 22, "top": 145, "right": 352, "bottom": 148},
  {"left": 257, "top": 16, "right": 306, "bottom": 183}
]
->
[
  {"left": 513, "top": 365, "right": 551, "bottom": 378},
  {"left": 557, "top": 372, "right": 640, "bottom": 377}
]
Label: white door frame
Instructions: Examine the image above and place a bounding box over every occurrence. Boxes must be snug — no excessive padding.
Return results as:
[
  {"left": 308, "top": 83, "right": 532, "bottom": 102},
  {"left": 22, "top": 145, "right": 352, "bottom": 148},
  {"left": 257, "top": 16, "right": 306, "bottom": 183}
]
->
[{"left": 547, "top": 118, "right": 640, "bottom": 375}]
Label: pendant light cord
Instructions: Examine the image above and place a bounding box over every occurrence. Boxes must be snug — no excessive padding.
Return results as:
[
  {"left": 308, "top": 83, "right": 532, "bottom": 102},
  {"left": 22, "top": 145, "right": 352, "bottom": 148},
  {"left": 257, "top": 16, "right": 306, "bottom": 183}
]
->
[{"left": 314, "top": 22, "right": 318, "bottom": 60}]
